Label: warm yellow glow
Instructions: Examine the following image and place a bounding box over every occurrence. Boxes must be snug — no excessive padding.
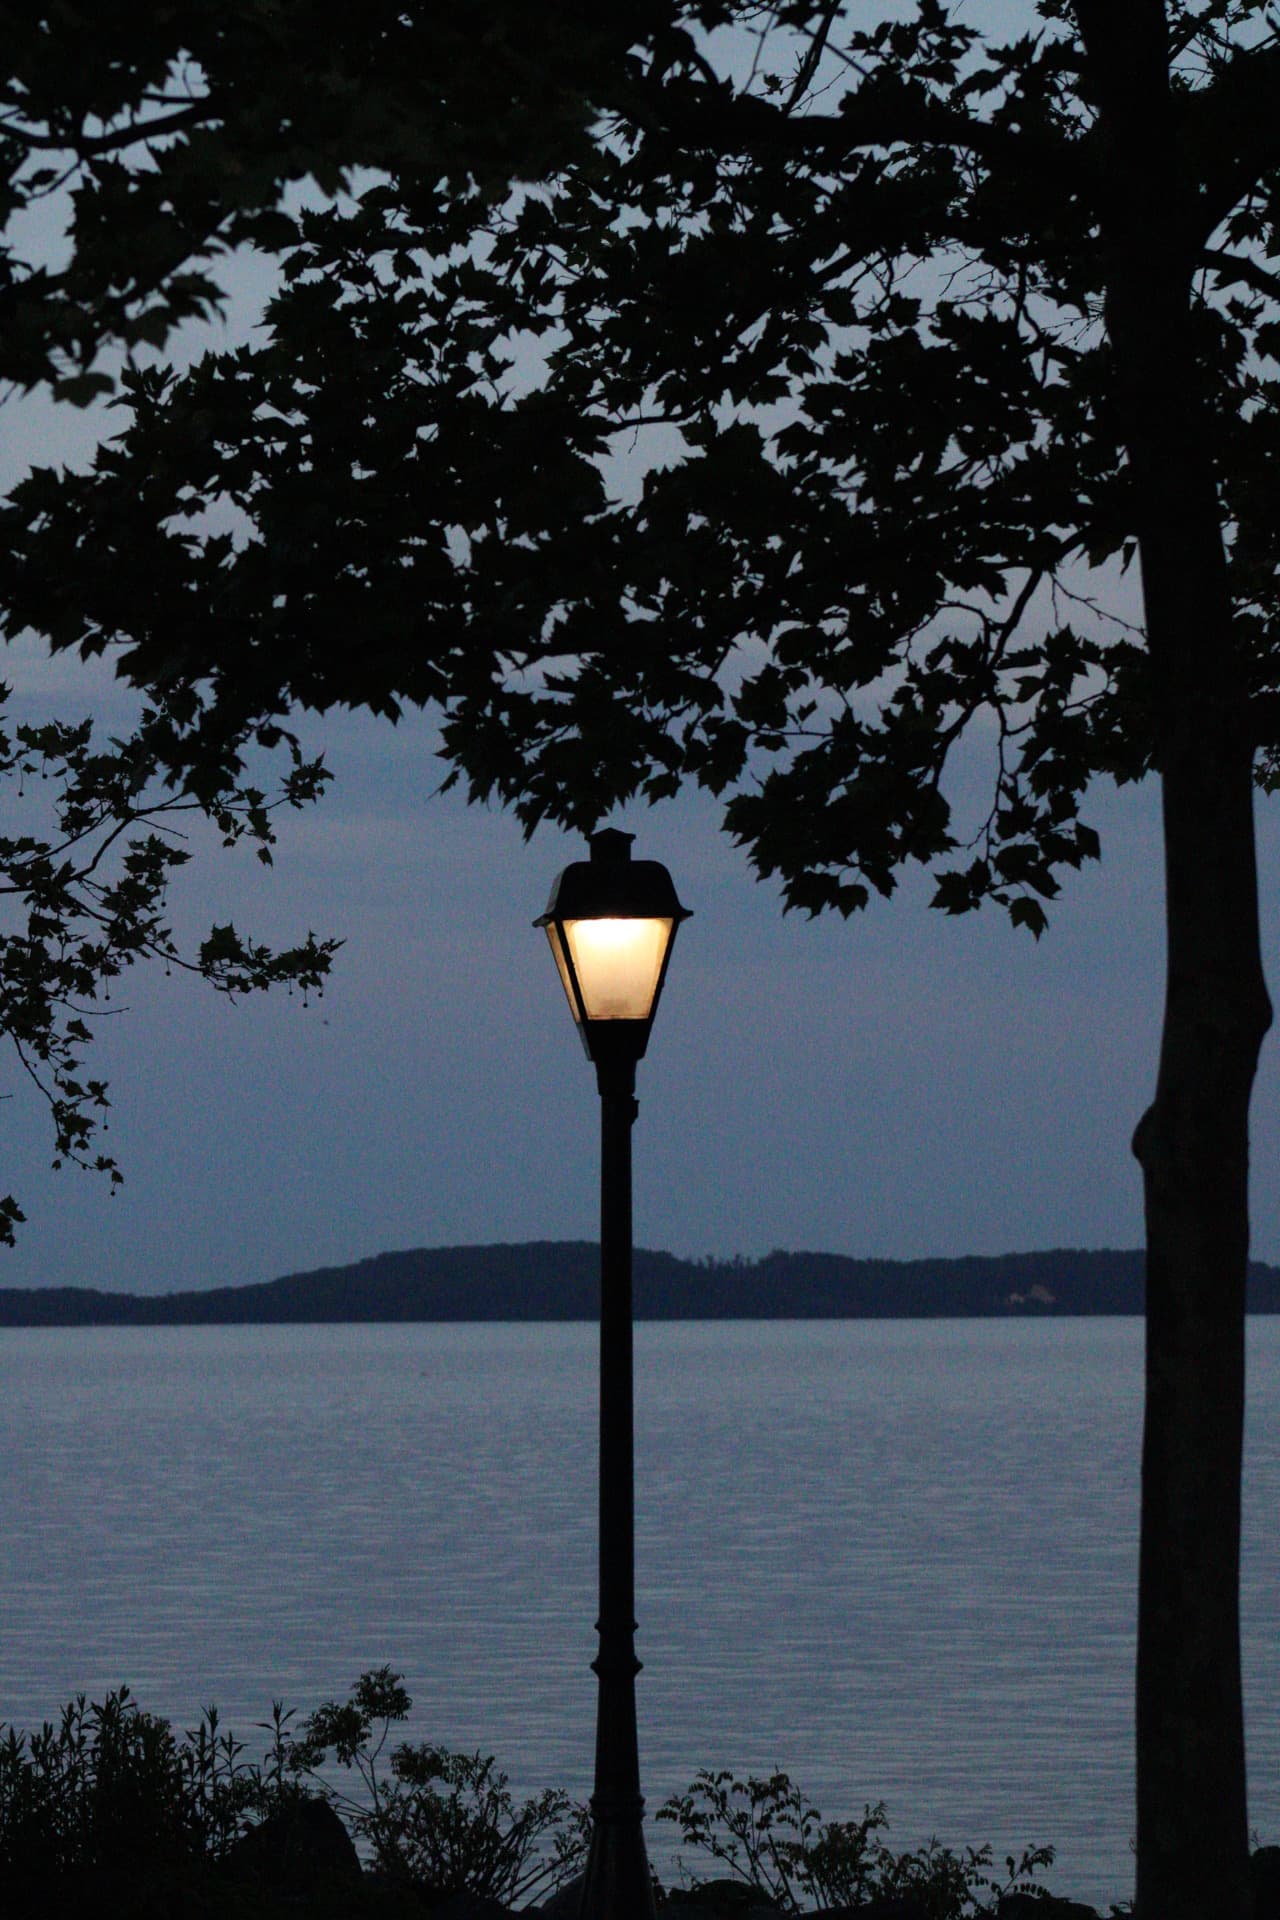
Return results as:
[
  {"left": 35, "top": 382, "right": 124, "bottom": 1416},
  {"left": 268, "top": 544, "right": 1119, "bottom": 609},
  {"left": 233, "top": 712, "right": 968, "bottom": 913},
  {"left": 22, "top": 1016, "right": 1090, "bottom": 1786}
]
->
[{"left": 563, "top": 916, "right": 674, "bottom": 1021}]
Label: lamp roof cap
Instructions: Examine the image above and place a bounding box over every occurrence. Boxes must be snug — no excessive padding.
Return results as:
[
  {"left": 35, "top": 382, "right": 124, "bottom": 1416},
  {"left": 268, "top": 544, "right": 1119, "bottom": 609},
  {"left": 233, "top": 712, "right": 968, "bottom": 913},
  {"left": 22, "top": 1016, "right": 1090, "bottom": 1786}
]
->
[{"left": 535, "top": 830, "right": 692, "bottom": 925}]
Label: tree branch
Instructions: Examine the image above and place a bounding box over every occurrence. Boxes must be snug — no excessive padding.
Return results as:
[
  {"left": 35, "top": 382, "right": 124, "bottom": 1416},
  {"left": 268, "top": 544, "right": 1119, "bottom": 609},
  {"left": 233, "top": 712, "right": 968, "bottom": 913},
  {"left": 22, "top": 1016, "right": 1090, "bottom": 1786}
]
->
[
  {"left": 1180, "top": 39, "right": 1280, "bottom": 246},
  {"left": 1200, "top": 245, "right": 1280, "bottom": 303},
  {"left": 649, "top": 66, "right": 1075, "bottom": 185},
  {"left": 0, "top": 99, "right": 216, "bottom": 157},
  {"left": 782, "top": 1, "right": 840, "bottom": 115}
]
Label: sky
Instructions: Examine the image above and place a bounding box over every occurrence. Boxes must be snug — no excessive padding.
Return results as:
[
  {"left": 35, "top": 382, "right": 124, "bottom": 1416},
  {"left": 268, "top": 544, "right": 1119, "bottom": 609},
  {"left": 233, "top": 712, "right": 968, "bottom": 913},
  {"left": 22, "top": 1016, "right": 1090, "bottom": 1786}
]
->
[
  {"left": 5, "top": 10, "right": 1280, "bottom": 1295},
  {"left": 7, "top": 627, "right": 1280, "bottom": 1296}
]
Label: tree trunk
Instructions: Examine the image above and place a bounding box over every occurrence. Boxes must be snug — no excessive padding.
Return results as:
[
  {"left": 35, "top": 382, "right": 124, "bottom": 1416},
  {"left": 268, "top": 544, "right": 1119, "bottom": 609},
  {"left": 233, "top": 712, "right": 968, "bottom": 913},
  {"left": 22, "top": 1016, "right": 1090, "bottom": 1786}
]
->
[
  {"left": 1131, "top": 457, "right": 1268, "bottom": 1920},
  {"left": 1132, "top": 712, "right": 1269, "bottom": 1920},
  {"left": 1072, "top": 4, "right": 1274, "bottom": 1914}
]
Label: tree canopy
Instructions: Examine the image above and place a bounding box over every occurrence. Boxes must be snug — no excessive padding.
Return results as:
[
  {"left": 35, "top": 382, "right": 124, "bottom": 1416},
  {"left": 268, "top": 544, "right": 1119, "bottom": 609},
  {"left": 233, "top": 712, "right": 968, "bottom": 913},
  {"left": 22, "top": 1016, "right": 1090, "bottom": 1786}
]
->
[
  {"left": 5, "top": 3, "right": 1278, "bottom": 930},
  {"left": 0, "top": 1, "right": 679, "bottom": 1229},
  {"left": 0, "top": 0, "right": 646, "bottom": 396}
]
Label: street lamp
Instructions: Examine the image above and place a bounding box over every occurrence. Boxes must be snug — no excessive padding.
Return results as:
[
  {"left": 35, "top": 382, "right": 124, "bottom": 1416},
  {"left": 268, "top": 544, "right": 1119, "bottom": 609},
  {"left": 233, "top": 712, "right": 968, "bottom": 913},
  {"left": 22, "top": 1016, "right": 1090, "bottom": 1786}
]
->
[{"left": 536, "top": 827, "right": 692, "bottom": 1920}]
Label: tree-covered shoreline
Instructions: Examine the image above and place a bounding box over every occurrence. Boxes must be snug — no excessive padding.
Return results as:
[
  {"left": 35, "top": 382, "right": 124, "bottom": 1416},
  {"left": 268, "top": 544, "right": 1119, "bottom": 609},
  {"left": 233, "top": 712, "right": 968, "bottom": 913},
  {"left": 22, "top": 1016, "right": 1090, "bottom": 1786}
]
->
[{"left": 4, "top": 1243, "right": 1280, "bottom": 1329}]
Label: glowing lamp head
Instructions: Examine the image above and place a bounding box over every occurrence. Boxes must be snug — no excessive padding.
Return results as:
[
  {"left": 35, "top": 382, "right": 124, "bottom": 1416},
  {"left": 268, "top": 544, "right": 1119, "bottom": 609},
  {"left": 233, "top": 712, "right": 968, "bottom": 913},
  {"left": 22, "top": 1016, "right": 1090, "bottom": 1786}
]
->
[{"left": 536, "top": 829, "right": 692, "bottom": 1067}]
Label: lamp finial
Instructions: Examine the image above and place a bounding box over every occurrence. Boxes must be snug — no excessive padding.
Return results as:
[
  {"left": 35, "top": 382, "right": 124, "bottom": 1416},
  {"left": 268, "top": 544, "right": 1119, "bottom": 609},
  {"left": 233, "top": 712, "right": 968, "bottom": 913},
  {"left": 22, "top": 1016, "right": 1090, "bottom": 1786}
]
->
[{"left": 590, "top": 828, "right": 634, "bottom": 864}]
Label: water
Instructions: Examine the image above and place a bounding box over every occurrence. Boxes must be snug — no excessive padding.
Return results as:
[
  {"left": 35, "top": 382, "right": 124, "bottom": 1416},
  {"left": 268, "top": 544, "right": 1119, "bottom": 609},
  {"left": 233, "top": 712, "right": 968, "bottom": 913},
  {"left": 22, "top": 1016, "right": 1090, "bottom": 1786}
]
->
[{"left": 2, "top": 1316, "right": 1279, "bottom": 1911}]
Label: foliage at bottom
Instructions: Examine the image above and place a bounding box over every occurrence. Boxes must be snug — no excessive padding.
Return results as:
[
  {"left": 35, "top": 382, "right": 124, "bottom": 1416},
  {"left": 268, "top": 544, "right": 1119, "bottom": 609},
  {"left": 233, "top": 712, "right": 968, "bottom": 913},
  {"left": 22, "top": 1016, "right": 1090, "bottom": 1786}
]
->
[{"left": 0, "top": 1669, "right": 1068, "bottom": 1916}]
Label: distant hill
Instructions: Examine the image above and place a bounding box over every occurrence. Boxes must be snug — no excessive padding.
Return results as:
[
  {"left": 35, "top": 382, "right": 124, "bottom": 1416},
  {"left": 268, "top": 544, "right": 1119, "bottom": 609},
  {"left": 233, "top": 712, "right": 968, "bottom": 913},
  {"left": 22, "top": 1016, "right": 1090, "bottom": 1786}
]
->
[{"left": 3, "top": 1242, "right": 1280, "bottom": 1326}]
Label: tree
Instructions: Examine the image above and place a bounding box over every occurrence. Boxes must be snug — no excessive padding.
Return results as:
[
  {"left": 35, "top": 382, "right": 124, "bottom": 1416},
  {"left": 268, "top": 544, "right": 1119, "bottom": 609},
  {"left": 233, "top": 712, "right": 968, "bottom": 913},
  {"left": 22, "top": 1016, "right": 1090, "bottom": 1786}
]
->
[
  {"left": 0, "top": 1, "right": 644, "bottom": 399},
  {"left": 2, "top": 3, "right": 1278, "bottom": 1916},
  {"left": 0, "top": 0, "right": 640, "bottom": 1231},
  {"left": 0, "top": 689, "right": 336, "bottom": 1242},
  {"left": 0, "top": 0, "right": 347, "bottom": 1235}
]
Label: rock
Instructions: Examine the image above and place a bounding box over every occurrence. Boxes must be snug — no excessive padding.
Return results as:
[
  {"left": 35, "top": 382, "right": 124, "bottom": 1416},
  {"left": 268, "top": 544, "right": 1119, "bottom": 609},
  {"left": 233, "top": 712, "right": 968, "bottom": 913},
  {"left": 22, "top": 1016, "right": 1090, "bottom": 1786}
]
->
[
  {"left": 682, "top": 1881, "right": 781, "bottom": 1909},
  {"left": 659, "top": 1881, "right": 783, "bottom": 1920},
  {"left": 662, "top": 1907, "right": 783, "bottom": 1920},
  {"left": 429, "top": 1893, "right": 516, "bottom": 1920},
  {"left": 656, "top": 1884, "right": 784, "bottom": 1920},
  {"left": 995, "top": 1894, "right": 1100, "bottom": 1920},
  {"left": 222, "top": 1793, "right": 362, "bottom": 1890},
  {"left": 539, "top": 1871, "right": 586, "bottom": 1920},
  {"left": 840, "top": 1896, "right": 934, "bottom": 1920},
  {"left": 1253, "top": 1845, "right": 1280, "bottom": 1920}
]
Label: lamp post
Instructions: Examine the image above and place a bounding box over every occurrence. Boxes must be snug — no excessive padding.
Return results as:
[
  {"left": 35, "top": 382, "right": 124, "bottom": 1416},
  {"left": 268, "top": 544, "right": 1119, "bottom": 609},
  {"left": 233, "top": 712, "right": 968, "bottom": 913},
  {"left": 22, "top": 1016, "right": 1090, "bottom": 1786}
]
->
[{"left": 536, "top": 827, "right": 692, "bottom": 1920}]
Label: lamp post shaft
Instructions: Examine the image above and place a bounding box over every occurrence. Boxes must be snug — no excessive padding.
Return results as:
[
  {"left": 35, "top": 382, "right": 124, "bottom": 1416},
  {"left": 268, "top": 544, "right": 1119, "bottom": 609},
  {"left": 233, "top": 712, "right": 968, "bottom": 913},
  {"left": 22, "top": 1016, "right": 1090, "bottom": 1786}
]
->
[{"left": 579, "top": 1055, "right": 655, "bottom": 1920}]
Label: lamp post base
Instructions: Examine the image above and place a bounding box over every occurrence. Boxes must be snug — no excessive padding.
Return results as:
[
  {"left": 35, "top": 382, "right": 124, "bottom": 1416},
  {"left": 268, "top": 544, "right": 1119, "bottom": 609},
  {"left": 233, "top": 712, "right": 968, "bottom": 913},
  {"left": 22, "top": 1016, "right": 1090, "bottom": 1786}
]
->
[{"left": 579, "top": 1794, "right": 656, "bottom": 1920}]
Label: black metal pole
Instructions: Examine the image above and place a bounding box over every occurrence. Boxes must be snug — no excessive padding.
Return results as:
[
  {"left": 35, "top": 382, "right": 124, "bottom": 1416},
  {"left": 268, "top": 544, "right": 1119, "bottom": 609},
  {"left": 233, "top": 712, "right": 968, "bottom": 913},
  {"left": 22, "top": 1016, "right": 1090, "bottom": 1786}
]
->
[{"left": 579, "top": 1053, "right": 655, "bottom": 1920}]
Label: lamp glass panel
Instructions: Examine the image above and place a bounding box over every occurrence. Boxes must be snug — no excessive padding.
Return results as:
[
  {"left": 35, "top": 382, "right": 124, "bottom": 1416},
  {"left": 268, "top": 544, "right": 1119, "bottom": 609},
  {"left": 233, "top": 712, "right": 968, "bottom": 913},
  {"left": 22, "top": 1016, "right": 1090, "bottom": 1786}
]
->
[
  {"left": 563, "top": 916, "right": 673, "bottom": 1021},
  {"left": 544, "top": 923, "right": 583, "bottom": 1025}
]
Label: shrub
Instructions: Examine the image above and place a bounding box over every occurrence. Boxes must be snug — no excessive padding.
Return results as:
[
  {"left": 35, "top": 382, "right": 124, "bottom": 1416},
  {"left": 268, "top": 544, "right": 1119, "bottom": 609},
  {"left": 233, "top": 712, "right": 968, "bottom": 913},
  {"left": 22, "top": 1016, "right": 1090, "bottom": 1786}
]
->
[
  {"left": 368, "top": 1744, "right": 588, "bottom": 1903},
  {"left": 286, "top": 1667, "right": 590, "bottom": 1904},
  {"left": 657, "top": 1768, "right": 1055, "bottom": 1917},
  {"left": 0, "top": 1679, "right": 1061, "bottom": 1916},
  {"left": 0, "top": 1687, "right": 258, "bottom": 1886}
]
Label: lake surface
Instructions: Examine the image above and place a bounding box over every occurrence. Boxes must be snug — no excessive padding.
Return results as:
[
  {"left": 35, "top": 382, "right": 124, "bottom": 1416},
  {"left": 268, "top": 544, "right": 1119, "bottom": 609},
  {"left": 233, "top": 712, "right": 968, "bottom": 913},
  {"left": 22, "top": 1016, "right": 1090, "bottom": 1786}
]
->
[{"left": 2, "top": 1317, "right": 1279, "bottom": 1910}]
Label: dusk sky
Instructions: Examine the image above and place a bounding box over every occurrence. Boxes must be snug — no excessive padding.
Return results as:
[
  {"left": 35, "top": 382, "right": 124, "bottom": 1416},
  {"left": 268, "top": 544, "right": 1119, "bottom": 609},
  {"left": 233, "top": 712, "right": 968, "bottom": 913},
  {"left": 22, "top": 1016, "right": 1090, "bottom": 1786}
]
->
[{"left": 7, "top": 622, "right": 1280, "bottom": 1296}]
